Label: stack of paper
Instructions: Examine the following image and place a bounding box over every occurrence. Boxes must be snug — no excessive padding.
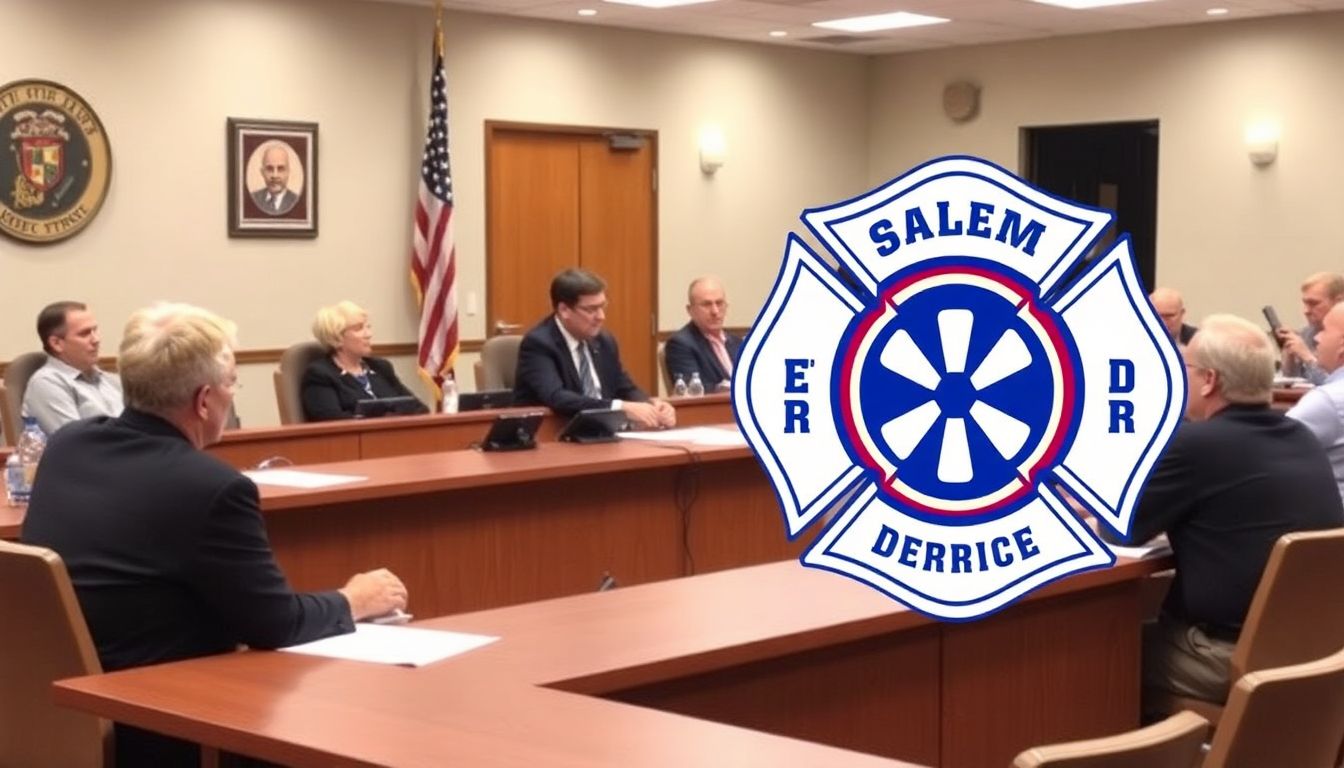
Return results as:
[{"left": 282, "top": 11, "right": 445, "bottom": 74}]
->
[{"left": 280, "top": 624, "right": 498, "bottom": 667}]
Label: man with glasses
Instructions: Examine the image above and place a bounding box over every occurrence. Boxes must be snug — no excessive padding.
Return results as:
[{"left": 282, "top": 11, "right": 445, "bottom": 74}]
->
[
  {"left": 514, "top": 268, "right": 675, "bottom": 429},
  {"left": 22, "top": 300, "right": 124, "bottom": 436},
  {"left": 664, "top": 276, "right": 742, "bottom": 392},
  {"left": 1114, "top": 314, "right": 1342, "bottom": 720}
]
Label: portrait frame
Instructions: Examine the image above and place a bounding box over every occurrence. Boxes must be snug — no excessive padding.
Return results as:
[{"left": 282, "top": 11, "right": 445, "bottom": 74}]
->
[{"left": 227, "top": 118, "right": 318, "bottom": 238}]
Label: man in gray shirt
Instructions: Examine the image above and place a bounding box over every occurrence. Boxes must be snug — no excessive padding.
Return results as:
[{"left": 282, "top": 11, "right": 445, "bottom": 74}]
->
[
  {"left": 22, "top": 301, "right": 124, "bottom": 436},
  {"left": 1287, "top": 302, "right": 1344, "bottom": 501}
]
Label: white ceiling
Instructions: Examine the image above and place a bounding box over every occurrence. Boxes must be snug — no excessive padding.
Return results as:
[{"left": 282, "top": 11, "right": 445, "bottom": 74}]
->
[{"left": 415, "top": 0, "right": 1344, "bottom": 54}]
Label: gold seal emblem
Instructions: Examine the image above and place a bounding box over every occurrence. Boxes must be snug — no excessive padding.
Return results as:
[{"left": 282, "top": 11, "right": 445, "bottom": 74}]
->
[{"left": 0, "top": 79, "right": 112, "bottom": 244}]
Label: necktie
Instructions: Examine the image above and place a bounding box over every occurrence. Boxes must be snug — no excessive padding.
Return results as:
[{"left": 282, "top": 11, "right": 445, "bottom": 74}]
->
[
  {"left": 577, "top": 342, "right": 600, "bottom": 399},
  {"left": 707, "top": 334, "right": 734, "bottom": 378}
]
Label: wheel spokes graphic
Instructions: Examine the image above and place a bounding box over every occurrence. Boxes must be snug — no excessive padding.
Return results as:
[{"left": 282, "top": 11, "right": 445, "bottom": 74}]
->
[
  {"left": 881, "top": 400, "right": 942, "bottom": 460},
  {"left": 880, "top": 329, "right": 942, "bottom": 390},
  {"left": 938, "top": 418, "right": 974, "bottom": 483},
  {"left": 969, "top": 400, "right": 1031, "bottom": 460},
  {"left": 874, "top": 304, "right": 1038, "bottom": 486},
  {"left": 970, "top": 328, "right": 1030, "bottom": 390},
  {"left": 937, "top": 309, "right": 974, "bottom": 374}
]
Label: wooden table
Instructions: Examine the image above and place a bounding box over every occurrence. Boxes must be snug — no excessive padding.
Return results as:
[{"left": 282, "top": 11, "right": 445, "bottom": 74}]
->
[
  {"left": 6, "top": 434, "right": 801, "bottom": 617},
  {"left": 208, "top": 394, "right": 733, "bottom": 469},
  {"left": 257, "top": 438, "right": 800, "bottom": 617},
  {"left": 53, "top": 556, "right": 1169, "bottom": 767}
]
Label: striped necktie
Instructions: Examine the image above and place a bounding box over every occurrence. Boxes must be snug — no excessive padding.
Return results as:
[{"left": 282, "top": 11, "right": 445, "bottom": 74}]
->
[{"left": 577, "top": 342, "right": 601, "bottom": 399}]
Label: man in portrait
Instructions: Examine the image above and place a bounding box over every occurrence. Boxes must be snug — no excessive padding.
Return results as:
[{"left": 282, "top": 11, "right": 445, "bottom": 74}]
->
[{"left": 250, "top": 141, "right": 300, "bottom": 215}]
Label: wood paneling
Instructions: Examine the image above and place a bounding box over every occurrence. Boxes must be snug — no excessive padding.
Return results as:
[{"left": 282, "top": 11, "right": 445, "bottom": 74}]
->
[
  {"left": 486, "top": 127, "right": 582, "bottom": 335},
  {"left": 54, "top": 558, "right": 1168, "bottom": 767},
  {"left": 609, "top": 627, "right": 943, "bottom": 765},
  {"left": 579, "top": 135, "right": 658, "bottom": 392}
]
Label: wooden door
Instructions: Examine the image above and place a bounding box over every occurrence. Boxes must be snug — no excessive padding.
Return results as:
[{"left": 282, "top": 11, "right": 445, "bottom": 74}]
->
[{"left": 486, "top": 123, "right": 658, "bottom": 391}]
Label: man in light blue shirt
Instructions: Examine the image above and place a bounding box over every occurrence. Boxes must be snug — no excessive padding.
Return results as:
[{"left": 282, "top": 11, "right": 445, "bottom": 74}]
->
[
  {"left": 1286, "top": 302, "right": 1344, "bottom": 500},
  {"left": 22, "top": 301, "right": 124, "bottom": 436},
  {"left": 1278, "top": 272, "right": 1344, "bottom": 385}
]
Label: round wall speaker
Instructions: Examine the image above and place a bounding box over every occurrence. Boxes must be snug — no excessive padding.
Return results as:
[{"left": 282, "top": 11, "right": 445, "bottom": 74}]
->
[{"left": 943, "top": 81, "right": 980, "bottom": 123}]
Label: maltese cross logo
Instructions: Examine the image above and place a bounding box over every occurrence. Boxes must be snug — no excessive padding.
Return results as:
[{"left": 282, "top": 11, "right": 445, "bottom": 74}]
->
[{"left": 734, "top": 156, "right": 1186, "bottom": 621}]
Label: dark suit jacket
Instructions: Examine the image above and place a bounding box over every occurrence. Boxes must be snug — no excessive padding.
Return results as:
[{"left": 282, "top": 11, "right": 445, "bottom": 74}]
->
[
  {"left": 300, "top": 355, "right": 428, "bottom": 421},
  {"left": 663, "top": 322, "right": 743, "bottom": 392},
  {"left": 1124, "top": 404, "right": 1343, "bottom": 630},
  {"left": 21, "top": 409, "right": 354, "bottom": 672},
  {"left": 251, "top": 187, "right": 299, "bottom": 215},
  {"left": 513, "top": 316, "right": 647, "bottom": 415},
  {"left": 22, "top": 409, "right": 356, "bottom": 766}
]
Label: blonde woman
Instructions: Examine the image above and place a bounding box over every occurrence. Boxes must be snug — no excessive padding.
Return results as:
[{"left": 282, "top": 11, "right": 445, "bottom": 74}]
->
[{"left": 300, "top": 301, "right": 427, "bottom": 421}]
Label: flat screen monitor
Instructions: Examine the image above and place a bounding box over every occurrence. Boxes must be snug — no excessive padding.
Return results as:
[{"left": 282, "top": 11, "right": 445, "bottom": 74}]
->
[
  {"left": 353, "top": 396, "right": 424, "bottom": 419},
  {"left": 558, "top": 408, "right": 630, "bottom": 444}
]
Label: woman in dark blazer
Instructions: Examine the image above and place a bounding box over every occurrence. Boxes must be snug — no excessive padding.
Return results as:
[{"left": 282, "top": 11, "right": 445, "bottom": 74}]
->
[{"left": 300, "top": 301, "right": 429, "bottom": 421}]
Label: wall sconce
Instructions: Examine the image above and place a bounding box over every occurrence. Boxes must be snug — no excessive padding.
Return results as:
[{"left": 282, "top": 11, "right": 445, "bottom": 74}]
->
[
  {"left": 699, "top": 125, "right": 727, "bottom": 174},
  {"left": 1244, "top": 121, "right": 1279, "bottom": 166}
]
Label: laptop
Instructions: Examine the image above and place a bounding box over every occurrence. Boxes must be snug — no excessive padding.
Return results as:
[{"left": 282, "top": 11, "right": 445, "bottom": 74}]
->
[
  {"left": 458, "top": 389, "right": 514, "bottom": 412},
  {"left": 480, "top": 412, "right": 545, "bottom": 452},
  {"left": 353, "top": 396, "right": 424, "bottom": 419},
  {"left": 558, "top": 408, "right": 630, "bottom": 444}
]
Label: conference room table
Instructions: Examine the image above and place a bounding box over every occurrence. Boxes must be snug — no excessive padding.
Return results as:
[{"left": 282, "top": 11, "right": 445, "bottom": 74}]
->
[
  {"left": 5, "top": 428, "right": 801, "bottom": 617},
  {"left": 207, "top": 393, "right": 734, "bottom": 469},
  {"left": 53, "top": 554, "right": 1170, "bottom": 767}
]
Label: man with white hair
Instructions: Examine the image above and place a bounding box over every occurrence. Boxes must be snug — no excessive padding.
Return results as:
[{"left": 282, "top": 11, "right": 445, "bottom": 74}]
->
[
  {"left": 1287, "top": 302, "right": 1344, "bottom": 500},
  {"left": 23, "top": 303, "right": 408, "bottom": 766},
  {"left": 1119, "top": 314, "right": 1343, "bottom": 718}
]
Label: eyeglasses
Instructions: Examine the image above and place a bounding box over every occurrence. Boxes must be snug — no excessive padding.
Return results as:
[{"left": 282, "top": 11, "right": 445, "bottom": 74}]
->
[
  {"left": 693, "top": 300, "right": 728, "bottom": 311},
  {"left": 574, "top": 302, "right": 607, "bottom": 316}
]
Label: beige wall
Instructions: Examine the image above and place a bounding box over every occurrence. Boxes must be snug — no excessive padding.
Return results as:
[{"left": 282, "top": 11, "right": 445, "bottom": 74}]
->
[
  {"left": 868, "top": 11, "right": 1344, "bottom": 333},
  {"left": 2, "top": 0, "right": 869, "bottom": 424}
]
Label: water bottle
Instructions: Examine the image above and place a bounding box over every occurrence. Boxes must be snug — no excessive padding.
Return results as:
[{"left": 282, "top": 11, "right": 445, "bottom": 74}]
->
[
  {"left": 672, "top": 374, "right": 687, "bottom": 397},
  {"left": 441, "top": 378, "right": 459, "bottom": 414},
  {"left": 5, "top": 453, "right": 24, "bottom": 506},
  {"left": 687, "top": 372, "right": 705, "bottom": 397},
  {"left": 9, "top": 417, "right": 46, "bottom": 505}
]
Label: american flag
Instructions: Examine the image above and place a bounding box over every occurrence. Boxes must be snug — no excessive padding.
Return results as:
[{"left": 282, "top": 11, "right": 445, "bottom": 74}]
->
[{"left": 411, "top": 20, "right": 458, "bottom": 395}]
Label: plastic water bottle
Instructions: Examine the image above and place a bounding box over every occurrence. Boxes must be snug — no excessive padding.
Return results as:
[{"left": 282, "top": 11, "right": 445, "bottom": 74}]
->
[
  {"left": 687, "top": 372, "right": 705, "bottom": 397},
  {"left": 4, "top": 453, "right": 23, "bottom": 506},
  {"left": 672, "top": 374, "right": 688, "bottom": 397},
  {"left": 8, "top": 417, "right": 46, "bottom": 505},
  {"left": 441, "top": 378, "right": 459, "bottom": 414}
]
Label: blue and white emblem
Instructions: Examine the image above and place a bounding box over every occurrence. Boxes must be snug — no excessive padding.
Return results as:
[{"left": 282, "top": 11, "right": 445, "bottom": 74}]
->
[{"left": 734, "top": 155, "right": 1185, "bottom": 621}]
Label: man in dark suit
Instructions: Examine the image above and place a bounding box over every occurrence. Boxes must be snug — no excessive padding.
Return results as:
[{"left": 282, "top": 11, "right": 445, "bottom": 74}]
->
[
  {"left": 1149, "top": 287, "right": 1197, "bottom": 347},
  {"left": 250, "top": 143, "right": 300, "bottom": 215},
  {"left": 514, "top": 268, "right": 675, "bottom": 429},
  {"left": 1114, "top": 314, "right": 1343, "bottom": 719},
  {"left": 22, "top": 302, "right": 407, "bottom": 766},
  {"left": 664, "top": 276, "right": 743, "bottom": 392}
]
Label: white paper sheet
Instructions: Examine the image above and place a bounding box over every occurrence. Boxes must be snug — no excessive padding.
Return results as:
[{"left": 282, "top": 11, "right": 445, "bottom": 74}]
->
[
  {"left": 617, "top": 426, "right": 746, "bottom": 446},
  {"left": 1108, "top": 534, "right": 1172, "bottom": 560},
  {"left": 242, "top": 469, "right": 367, "bottom": 489},
  {"left": 279, "top": 623, "right": 498, "bottom": 667}
]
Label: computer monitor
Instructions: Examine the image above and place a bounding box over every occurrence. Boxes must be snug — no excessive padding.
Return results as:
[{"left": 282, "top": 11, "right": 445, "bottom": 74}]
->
[
  {"left": 558, "top": 408, "right": 630, "bottom": 444},
  {"left": 480, "top": 412, "right": 544, "bottom": 452},
  {"left": 353, "top": 396, "right": 424, "bottom": 419},
  {"left": 458, "top": 389, "right": 514, "bottom": 412}
]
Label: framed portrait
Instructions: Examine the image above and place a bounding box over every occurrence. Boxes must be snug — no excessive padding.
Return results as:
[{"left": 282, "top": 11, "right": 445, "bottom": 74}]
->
[{"left": 227, "top": 118, "right": 317, "bottom": 238}]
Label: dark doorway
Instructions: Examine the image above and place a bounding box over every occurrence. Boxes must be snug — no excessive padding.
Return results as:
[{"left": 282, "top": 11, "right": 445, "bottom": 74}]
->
[{"left": 1022, "top": 120, "right": 1159, "bottom": 291}]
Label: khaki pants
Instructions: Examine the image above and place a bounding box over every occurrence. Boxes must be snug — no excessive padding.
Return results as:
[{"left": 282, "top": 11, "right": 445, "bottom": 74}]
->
[{"left": 1141, "top": 613, "right": 1236, "bottom": 717}]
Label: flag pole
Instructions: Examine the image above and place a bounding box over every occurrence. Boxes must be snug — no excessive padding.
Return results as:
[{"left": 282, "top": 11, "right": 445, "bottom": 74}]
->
[{"left": 434, "top": 0, "right": 444, "bottom": 60}]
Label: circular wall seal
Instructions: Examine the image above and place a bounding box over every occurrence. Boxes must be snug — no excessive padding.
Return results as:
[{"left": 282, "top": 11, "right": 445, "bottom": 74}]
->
[{"left": 0, "top": 79, "right": 112, "bottom": 244}]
